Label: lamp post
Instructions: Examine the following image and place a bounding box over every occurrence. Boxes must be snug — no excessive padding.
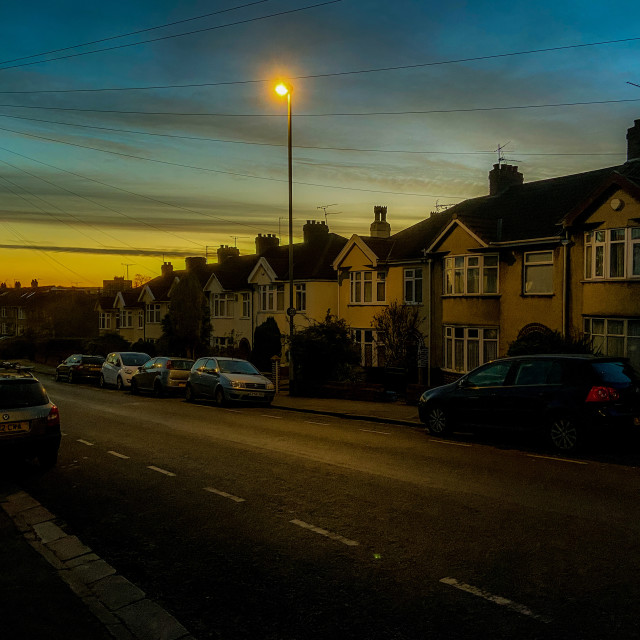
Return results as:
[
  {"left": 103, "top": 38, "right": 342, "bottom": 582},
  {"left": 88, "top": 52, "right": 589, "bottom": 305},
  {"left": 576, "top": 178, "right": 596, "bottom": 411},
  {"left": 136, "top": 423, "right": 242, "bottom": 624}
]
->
[{"left": 275, "top": 82, "right": 295, "bottom": 393}]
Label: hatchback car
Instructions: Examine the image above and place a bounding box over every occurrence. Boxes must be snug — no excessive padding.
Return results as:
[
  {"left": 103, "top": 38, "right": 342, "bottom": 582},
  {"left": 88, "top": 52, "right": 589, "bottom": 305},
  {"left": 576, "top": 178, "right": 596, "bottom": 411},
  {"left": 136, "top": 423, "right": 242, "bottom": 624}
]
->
[
  {"left": 0, "top": 362, "right": 61, "bottom": 469},
  {"left": 186, "top": 357, "right": 275, "bottom": 405},
  {"left": 55, "top": 354, "right": 105, "bottom": 383},
  {"left": 130, "top": 357, "right": 195, "bottom": 397},
  {"left": 418, "top": 355, "right": 640, "bottom": 452},
  {"left": 100, "top": 352, "right": 150, "bottom": 390}
]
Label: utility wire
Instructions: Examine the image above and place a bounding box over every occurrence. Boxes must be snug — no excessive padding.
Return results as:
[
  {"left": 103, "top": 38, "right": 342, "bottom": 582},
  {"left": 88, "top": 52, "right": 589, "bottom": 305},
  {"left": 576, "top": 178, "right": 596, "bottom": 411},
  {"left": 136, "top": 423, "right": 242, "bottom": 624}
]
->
[
  {"left": 0, "top": 97, "right": 638, "bottom": 117},
  {"left": 0, "top": 33, "right": 638, "bottom": 90},
  {"left": 0, "top": 1, "right": 343, "bottom": 71},
  {"left": 0, "top": 1, "right": 270, "bottom": 66},
  {"left": 0, "top": 111, "right": 625, "bottom": 157},
  {"left": 0, "top": 125, "right": 461, "bottom": 198}
]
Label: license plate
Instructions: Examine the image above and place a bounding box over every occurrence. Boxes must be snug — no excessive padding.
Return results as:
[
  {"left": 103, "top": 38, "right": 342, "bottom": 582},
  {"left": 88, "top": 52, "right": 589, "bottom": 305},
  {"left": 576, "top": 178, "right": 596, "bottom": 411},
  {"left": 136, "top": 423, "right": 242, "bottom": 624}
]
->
[
  {"left": 248, "top": 392, "right": 263, "bottom": 397},
  {"left": 0, "top": 421, "right": 30, "bottom": 435},
  {"left": 634, "top": 417, "right": 640, "bottom": 427}
]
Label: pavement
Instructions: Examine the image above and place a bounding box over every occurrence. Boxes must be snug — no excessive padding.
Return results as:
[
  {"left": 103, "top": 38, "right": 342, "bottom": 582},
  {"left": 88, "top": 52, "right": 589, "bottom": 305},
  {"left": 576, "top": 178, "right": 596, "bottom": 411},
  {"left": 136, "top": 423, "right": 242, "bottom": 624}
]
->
[{"left": 0, "top": 360, "right": 424, "bottom": 640}]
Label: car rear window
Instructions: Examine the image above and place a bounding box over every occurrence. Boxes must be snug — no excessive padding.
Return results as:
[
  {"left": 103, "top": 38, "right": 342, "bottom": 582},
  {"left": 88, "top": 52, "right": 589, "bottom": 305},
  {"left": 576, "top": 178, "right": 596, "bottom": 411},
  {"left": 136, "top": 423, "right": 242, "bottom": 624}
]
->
[
  {"left": 591, "top": 361, "right": 639, "bottom": 385},
  {"left": 0, "top": 380, "right": 49, "bottom": 409},
  {"left": 168, "top": 360, "right": 194, "bottom": 370},
  {"left": 82, "top": 356, "right": 104, "bottom": 365}
]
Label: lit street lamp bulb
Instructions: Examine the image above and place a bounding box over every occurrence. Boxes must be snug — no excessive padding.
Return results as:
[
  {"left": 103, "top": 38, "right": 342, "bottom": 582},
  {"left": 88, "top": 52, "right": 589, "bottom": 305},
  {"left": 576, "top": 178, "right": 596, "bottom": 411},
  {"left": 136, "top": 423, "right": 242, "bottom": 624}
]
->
[{"left": 275, "top": 83, "right": 290, "bottom": 96}]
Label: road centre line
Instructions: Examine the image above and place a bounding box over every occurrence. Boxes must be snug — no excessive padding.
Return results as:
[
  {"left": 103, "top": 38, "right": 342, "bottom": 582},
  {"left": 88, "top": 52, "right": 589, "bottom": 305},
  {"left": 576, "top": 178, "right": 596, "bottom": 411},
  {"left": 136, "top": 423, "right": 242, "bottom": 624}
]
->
[
  {"left": 528, "top": 454, "right": 588, "bottom": 465},
  {"left": 147, "top": 465, "right": 176, "bottom": 477},
  {"left": 305, "top": 420, "right": 329, "bottom": 425},
  {"left": 108, "top": 450, "right": 130, "bottom": 459},
  {"left": 430, "top": 439, "right": 472, "bottom": 447},
  {"left": 359, "top": 428, "right": 390, "bottom": 435},
  {"left": 290, "top": 519, "right": 359, "bottom": 547},
  {"left": 76, "top": 439, "right": 94, "bottom": 446},
  {"left": 223, "top": 408, "right": 242, "bottom": 413},
  {"left": 440, "top": 577, "right": 551, "bottom": 623},
  {"left": 203, "top": 487, "right": 245, "bottom": 503},
  {"left": 262, "top": 414, "right": 282, "bottom": 419}
]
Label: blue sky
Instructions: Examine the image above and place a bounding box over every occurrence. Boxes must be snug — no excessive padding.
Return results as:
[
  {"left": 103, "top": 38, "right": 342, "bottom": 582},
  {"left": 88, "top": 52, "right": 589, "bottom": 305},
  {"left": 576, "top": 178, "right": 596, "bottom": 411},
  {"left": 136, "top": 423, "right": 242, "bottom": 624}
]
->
[{"left": 1, "top": 0, "right": 639, "bottom": 285}]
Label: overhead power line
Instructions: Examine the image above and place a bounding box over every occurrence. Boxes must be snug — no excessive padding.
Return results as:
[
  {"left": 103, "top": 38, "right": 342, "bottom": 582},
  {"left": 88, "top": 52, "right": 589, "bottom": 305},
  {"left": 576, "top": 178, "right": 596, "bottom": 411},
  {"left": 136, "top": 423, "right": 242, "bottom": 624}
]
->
[
  {"left": 0, "top": 1, "right": 271, "bottom": 66},
  {"left": 0, "top": 1, "right": 343, "bottom": 72},
  {"left": 1, "top": 33, "right": 639, "bottom": 91},
  {"left": 0, "top": 97, "right": 638, "bottom": 117},
  {"left": 0, "top": 111, "right": 625, "bottom": 157}
]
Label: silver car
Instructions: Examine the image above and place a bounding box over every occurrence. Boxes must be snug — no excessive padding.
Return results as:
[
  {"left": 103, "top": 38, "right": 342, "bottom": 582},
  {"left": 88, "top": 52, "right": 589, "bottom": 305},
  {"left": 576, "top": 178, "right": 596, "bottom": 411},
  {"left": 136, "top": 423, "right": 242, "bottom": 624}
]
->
[
  {"left": 130, "top": 357, "right": 194, "bottom": 397},
  {"left": 185, "top": 357, "right": 275, "bottom": 406},
  {"left": 100, "top": 351, "right": 150, "bottom": 390}
]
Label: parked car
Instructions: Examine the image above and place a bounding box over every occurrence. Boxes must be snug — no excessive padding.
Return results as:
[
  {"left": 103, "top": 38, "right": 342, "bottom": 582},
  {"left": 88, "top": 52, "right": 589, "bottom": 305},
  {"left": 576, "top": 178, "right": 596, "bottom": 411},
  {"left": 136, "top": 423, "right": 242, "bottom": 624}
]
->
[
  {"left": 0, "top": 362, "right": 60, "bottom": 469},
  {"left": 418, "top": 354, "right": 640, "bottom": 452},
  {"left": 100, "top": 352, "right": 150, "bottom": 390},
  {"left": 55, "top": 354, "right": 105, "bottom": 383},
  {"left": 186, "top": 357, "right": 275, "bottom": 406},
  {"left": 130, "top": 357, "right": 194, "bottom": 397}
]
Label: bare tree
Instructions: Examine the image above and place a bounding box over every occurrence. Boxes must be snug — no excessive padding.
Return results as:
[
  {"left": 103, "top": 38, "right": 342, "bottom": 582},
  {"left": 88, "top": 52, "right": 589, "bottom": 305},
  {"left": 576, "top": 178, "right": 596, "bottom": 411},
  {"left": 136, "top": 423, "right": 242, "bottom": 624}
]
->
[{"left": 371, "top": 301, "right": 422, "bottom": 368}]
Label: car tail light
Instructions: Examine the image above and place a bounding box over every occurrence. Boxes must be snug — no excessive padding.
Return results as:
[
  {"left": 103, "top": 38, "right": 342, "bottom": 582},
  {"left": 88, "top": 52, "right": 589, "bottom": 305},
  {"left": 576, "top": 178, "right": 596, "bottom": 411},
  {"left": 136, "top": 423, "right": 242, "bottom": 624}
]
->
[
  {"left": 47, "top": 405, "right": 60, "bottom": 427},
  {"left": 585, "top": 386, "right": 621, "bottom": 403}
]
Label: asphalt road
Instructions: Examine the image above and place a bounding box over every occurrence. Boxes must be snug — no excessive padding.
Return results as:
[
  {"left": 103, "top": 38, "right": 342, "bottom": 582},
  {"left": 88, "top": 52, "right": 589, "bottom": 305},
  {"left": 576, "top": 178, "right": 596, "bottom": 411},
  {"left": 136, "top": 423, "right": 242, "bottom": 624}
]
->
[{"left": 8, "top": 379, "right": 640, "bottom": 639}]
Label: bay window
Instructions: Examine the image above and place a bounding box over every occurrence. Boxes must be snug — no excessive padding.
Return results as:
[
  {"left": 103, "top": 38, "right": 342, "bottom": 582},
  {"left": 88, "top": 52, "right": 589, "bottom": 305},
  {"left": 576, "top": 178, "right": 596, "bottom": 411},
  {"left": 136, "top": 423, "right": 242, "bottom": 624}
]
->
[
  {"left": 585, "top": 228, "right": 640, "bottom": 279},
  {"left": 444, "top": 254, "right": 498, "bottom": 295},
  {"left": 443, "top": 326, "right": 498, "bottom": 373}
]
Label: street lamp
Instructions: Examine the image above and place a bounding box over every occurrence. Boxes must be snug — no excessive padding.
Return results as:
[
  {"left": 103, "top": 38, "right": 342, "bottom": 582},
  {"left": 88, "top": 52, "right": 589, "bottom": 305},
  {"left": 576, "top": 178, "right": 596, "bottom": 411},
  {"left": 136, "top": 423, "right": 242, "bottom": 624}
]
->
[{"left": 275, "top": 81, "right": 295, "bottom": 393}]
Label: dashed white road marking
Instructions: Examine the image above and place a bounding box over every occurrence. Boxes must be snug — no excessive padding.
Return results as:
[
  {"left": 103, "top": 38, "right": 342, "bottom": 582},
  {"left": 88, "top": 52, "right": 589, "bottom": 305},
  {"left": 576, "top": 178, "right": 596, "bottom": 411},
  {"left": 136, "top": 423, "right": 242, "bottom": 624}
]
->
[
  {"left": 290, "top": 519, "right": 359, "bottom": 547},
  {"left": 528, "top": 454, "right": 587, "bottom": 465},
  {"left": 359, "top": 428, "right": 391, "bottom": 435},
  {"left": 223, "top": 408, "right": 242, "bottom": 413},
  {"left": 262, "top": 414, "right": 282, "bottom": 419},
  {"left": 108, "top": 450, "right": 130, "bottom": 459},
  {"left": 440, "top": 577, "right": 551, "bottom": 623},
  {"left": 430, "top": 439, "right": 472, "bottom": 447},
  {"left": 203, "top": 487, "right": 245, "bottom": 503},
  {"left": 305, "top": 420, "right": 329, "bottom": 425},
  {"left": 147, "top": 465, "right": 176, "bottom": 477},
  {"left": 76, "top": 439, "right": 94, "bottom": 446}
]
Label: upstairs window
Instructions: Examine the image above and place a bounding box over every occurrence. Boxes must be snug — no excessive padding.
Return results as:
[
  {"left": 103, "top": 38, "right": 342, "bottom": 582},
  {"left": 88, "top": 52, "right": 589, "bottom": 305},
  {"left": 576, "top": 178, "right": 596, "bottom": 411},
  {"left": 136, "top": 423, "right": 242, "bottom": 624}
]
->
[
  {"left": 524, "top": 251, "right": 554, "bottom": 294},
  {"left": 349, "top": 271, "right": 386, "bottom": 303},
  {"left": 444, "top": 255, "right": 498, "bottom": 295},
  {"left": 241, "top": 293, "right": 251, "bottom": 319},
  {"left": 585, "top": 228, "right": 640, "bottom": 280},
  {"left": 212, "top": 293, "right": 234, "bottom": 318},
  {"left": 404, "top": 268, "right": 422, "bottom": 304},
  {"left": 295, "top": 284, "right": 307, "bottom": 311},
  {"left": 146, "top": 303, "right": 162, "bottom": 323},
  {"left": 260, "top": 284, "right": 284, "bottom": 312},
  {"left": 121, "top": 310, "right": 133, "bottom": 328}
]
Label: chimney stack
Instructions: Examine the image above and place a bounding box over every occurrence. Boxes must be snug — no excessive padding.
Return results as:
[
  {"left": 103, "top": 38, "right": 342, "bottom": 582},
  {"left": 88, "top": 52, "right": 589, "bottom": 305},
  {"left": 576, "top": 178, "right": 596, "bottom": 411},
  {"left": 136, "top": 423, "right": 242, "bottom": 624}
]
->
[
  {"left": 255, "top": 233, "right": 280, "bottom": 255},
  {"left": 370, "top": 205, "right": 390, "bottom": 238},
  {"left": 161, "top": 261, "right": 174, "bottom": 278},
  {"left": 31, "top": 279, "right": 38, "bottom": 288},
  {"left": 489, "top": 164, "right": 523, "bottom": 196},
  {"left": 185, "top": 256, "right": 207, "bottom": 273},
  {"left": 217, "top": 245, "right": 240, "bottom": 263},
  {"left": 303, "top": 219, "right": 329, "bottom": 244},
  {"left": 627, "top": 119, "right": 640, "bottom": 162}
]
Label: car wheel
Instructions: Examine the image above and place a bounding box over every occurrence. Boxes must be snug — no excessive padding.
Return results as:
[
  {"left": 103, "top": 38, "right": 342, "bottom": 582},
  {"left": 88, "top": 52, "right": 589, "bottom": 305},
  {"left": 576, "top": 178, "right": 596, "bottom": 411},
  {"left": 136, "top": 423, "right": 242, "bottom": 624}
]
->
[
  {"left": 99, "top": 374, "right": 106, "bottom": 389},
  {"left": 130, "top": 380, "right": 139, "bottom": 395},
  {"left": 549, "top": 416, "right": 579, "bottom": 452},
  {"left": 116, "top": 376, "right": 124, "bottom": 391},
  {"left": 38, "top": 447, "right": 58, "bottom": 470},
  {"left": 215, "top": 387, "right": 226, "bottom": 407},
  {"left": 185, "top": 385, "right": 196, "bottom": 402},
  {"left": 153, "top": 381, "right": 165, "bottom": 398},
  {"left": 54, "top": 370, "right": 61, "bottom": 382},
  {"left": 68, "top": 370, "right": 75, "bottom": 384},
  {"left": 426, "top": 405, "right": 450, "bottom": 436}
]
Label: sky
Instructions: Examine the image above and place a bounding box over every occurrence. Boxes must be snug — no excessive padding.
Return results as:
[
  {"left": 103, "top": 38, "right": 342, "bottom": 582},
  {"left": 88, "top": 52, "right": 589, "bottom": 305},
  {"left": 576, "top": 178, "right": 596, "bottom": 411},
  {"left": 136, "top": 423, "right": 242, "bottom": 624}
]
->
[{"left": 1, "top": 0, "right": 640, "bottom": 287}]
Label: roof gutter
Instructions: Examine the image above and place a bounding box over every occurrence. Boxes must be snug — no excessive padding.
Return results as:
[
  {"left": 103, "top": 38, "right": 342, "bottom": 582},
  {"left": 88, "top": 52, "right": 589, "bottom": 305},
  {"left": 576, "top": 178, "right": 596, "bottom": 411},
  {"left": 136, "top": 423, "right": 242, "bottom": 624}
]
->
[{"left": 487, "top": 236, "right": 561, "bottom": 248}]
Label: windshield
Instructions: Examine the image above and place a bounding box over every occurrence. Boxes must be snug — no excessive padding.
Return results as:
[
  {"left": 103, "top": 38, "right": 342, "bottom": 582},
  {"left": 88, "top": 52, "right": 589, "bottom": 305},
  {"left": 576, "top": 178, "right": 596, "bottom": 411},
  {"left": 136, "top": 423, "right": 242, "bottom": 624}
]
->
[
  {"left": 122, "top": 353, "right": 150, "bottom": 366},
  {"left": 0, "top": 380, "right": 49, "bottom": 409},
  {"left": 219, "top": 360, "right": 260, "bottom": 375}
]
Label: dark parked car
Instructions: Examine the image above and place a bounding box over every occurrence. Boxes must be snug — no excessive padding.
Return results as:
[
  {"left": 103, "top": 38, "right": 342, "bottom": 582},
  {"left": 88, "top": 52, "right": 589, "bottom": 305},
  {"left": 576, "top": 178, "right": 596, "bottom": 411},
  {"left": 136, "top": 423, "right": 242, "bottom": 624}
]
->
[
  {"left": 55, "top": 354, "right": 105, "bottom": 383},
  {"left": 418, "top": 355, "right": 640, "bottom": 452},
  {"left": 130, "top": 357, "right": 195, "bottom": 397},
  {"left": 186, "top": 357, "right": 275, "bottom": 406},
  {"left": 0, "top": 362, "right": 61, "bottom": 468}
]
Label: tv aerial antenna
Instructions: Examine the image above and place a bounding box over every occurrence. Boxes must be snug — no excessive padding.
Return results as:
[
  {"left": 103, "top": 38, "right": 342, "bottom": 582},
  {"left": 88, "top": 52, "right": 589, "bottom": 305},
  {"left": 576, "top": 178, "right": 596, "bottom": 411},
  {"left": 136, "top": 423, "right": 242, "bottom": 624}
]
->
[
  {"left": 230, "top": 235, "right": 248, "bottom": 247},
  {"left": 494, "top": 141, "right": 521, "bottom": 166},
  {"left": 317, "top": 203, "right": 341, "bottom": 224},
  {"left": 121, "top": 263, "right": 134, "bottom": 279}
]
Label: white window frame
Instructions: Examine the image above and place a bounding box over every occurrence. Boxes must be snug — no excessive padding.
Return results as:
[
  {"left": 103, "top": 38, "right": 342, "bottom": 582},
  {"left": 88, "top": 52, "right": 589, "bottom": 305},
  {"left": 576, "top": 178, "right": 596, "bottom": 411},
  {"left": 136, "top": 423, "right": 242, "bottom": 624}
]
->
[
  {"left": 99, "top": 312, "right": 111, "bottom": 330},
  {"left": 583, "top": 317, "right": 640, "bottom": 370},
  {"left": 523, "top": 250, "right": 554, "bottom": 294},
  {"left": 404, "top": 268, "right": 423, "bottom": 304},
  {"left": 295, "top": 283, "right": 307, "bottom": 311},
  {"left": 444, "top": 254, "right": 499, "bottom": 295},
  {"left": 584, "top": 228, "right": 640, "bottom": 280},
  {"left": 259, "top": 284, "right": 284, "bottom": 312},
  {"left": 212, "top": 293, "right": 234, "bottom": 318},
  {"left": 349, "top": 271, "right": 386, "bottom": 304},
  {"left": 443, "top": 326, "right": 499, "bottom": 373},
  {"left": 146, "top": 303, "right": 162, "bottom": 323},
  {"left": 121, "top": 310, "right": 133, "bottom": 328},
  {"left": 241, "top": 293, "right": 251, "bottom": 319}
]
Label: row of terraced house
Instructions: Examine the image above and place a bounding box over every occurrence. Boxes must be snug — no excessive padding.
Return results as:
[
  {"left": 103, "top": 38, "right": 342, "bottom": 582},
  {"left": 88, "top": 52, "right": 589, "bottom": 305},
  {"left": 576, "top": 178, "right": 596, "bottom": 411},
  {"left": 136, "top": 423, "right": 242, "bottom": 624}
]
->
[{"left": 5, "top": 119, "right": 639, "bottom": 380}]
